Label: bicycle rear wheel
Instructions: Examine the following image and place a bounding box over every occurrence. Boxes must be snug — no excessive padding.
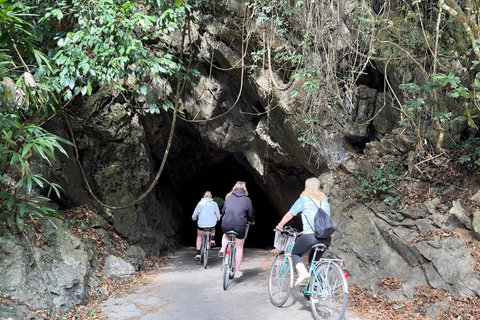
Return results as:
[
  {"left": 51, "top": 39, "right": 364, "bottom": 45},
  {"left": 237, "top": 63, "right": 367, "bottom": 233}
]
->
[
  {"left": 200, "top": 233, "right": 206, "bottom": 264},
  {"left": 228, "top": 245, "right": 235, "bottom": 279},
  {"left": 203, "top": 233, "right": 210, "bottom": 269},
  {"left": 310, "top": 261, "right": 348, "bottom": 320},
  {"left": 268, "top": 253, "right": 293, "bottom": 307},
  {"left": 223, "top": 243, "right": 232, "bottom": 290}
]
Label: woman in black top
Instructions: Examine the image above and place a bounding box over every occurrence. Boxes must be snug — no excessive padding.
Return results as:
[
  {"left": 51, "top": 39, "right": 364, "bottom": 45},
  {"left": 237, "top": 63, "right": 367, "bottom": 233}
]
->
[{"left": 219, "top": 181, "right": 255, "bottom": 279}]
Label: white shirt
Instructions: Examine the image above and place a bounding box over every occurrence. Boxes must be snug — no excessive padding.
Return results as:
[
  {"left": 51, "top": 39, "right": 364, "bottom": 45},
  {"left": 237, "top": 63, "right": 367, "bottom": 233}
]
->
[{"left": 192, "top": 197, "right": 221, "bottom": 228}]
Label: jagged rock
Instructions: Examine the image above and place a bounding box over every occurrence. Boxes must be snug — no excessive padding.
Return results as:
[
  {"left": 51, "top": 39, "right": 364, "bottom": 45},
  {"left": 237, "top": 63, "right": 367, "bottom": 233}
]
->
[
  {"left": 104, "top": 256, "right": 135, "bottom": 279},
  {"left": 472, "top": 211, "right": 480, "bottom": 240},
  {"left": 89, "top": 213, "right": 110, "bottom": 229},
  {"left": 470, "top": 190, "right": 480, "bottom": 203},
  {"left": 423, "top": 198, "right": 441, "bottom": 215},
  {"left": 449, "top": 200, "right": 472, "bottom": 230},
  {"left": 95, "top": 228, "right": 113, "bottom": 251},
  {"left": 125, "top": 245, "right": 146, "bottom": 271},
  {"left": 0, "top": 219, "right": 89, "bottom": 314},
  {"left": 400, "top": 206, "right": 427, "bottom": 219},
  {"left": 425, "top": 300, "right": 453, "bottom": 319},
  {"left": 413, "top": 237, "right": 480, "bottom": 296}
]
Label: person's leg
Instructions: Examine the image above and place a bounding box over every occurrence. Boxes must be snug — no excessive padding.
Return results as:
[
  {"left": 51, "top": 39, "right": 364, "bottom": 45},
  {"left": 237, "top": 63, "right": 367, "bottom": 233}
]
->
[
  {"left": 194, "top": 228, "right": 203, "bottom": 260},
  {"left": 219, "top": 233, "right": 228, "bottom": 256},
  {"left": 234, "top": 237, "right": 245, "bottom": 273},
  {"left": 196, "top": 229, "right": 203, "bottom": 251},
  {"left": 291, "top": 234, "right": 317, "bottom": 286},
  {"left": 291, "top": 235, "right": 314, "bottom": 265},
  {"left": 211, "top": 227, "right": 216, "bottom": 245},
  {"left": 211, "top": 227, "right": 216, "bottom": 238}
]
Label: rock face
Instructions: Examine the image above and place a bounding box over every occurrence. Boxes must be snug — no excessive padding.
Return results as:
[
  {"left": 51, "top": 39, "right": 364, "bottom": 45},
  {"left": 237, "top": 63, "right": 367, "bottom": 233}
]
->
[
  {"left": 326, "top": 133, "right": 480, "bottom": 298},
  {"left": 4, "top": 1, "right": 480, "bottom": 316},
  {"left": 37, "top": 0, "right": 478, "bottom": 301},
  {"left": 0, "top": 219, "right": 89, "bottom": 317}
]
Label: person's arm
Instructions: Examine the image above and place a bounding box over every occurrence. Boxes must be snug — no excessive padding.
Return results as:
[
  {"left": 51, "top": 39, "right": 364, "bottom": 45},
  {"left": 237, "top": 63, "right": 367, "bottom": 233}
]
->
[
  {"left": 214, "top": 204, "right": 221, "bottom": 221},
  {"left": 276, "top": 212, "right": 294, "bottom": 231},
  {"left": 192, "top": 203, "right": 200, "bottom": 221},
  {"left": 247, "top": 199, "right": 255, "bottom": 223}
]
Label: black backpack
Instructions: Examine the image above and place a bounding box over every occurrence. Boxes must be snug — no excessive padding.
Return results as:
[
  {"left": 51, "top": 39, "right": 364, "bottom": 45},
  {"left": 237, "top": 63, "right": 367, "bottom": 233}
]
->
[{"left": 306, "top": 196, "right": 335, "bottom": 238}]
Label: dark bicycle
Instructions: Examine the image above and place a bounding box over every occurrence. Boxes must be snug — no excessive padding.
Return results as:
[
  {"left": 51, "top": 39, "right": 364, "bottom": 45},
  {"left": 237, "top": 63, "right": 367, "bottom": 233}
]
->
[
  {"left": 200, "top": 227, "right": 212, "bottom": 269},
  {"left": 222, "top": 230, "right": 238, "bottom": 290}
]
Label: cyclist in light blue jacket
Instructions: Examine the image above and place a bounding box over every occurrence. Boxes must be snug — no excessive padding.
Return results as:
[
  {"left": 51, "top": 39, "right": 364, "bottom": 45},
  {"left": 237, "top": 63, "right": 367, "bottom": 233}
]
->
[
  {"left": 192, "top": 191, "right": 221, "bottom": 261},
  {"left": 276, "top": 177, "right": 331, "bottom": 286}
]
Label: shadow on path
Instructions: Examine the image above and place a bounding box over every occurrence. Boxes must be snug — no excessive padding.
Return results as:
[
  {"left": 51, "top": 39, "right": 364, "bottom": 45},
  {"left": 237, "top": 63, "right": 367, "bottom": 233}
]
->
[{"left": 100, "top": 247, "right": 365, "bottom": 320}]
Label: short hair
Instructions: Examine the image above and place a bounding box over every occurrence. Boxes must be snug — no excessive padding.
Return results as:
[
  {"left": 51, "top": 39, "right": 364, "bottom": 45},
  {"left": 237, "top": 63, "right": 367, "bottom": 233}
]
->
[{"left": 204, "top": 191, "right": 212, "bottom": 198}]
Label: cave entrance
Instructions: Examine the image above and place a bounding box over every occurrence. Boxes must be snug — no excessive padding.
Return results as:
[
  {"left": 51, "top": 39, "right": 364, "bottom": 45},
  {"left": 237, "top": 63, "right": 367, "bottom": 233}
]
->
[{"left": 177, "top": 155, "right": 278, "bottom": 249}]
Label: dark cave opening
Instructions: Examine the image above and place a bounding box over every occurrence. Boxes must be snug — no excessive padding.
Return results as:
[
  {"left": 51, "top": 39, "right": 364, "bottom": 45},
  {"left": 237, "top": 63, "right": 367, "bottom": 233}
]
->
[{"left": 177, "top": 155, "right": 279, "bottom": 250}]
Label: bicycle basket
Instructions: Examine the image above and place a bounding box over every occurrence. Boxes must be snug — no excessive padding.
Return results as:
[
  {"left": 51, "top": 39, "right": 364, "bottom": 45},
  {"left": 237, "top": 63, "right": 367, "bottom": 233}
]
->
[{"left": 273, "top": 231, "right": 294, "bottom": 251}]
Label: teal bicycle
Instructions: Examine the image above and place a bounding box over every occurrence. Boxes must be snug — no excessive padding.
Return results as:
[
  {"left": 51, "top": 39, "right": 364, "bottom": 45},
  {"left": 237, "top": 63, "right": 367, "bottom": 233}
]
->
[{"left": 268, "top": 226, "right": 348, "bottom": 320}]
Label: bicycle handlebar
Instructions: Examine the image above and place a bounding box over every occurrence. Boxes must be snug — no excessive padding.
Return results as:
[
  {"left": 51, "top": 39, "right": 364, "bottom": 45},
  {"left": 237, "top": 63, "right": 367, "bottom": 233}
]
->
[{"left": 273, "top": 225, "right": 300, "bottom": 235}]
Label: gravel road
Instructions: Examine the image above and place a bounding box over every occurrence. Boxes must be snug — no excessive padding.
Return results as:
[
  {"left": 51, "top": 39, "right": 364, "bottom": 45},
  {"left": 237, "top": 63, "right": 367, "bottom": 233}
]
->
[{"left": 100, "top": 247, "right": 365, "bottom": 320}]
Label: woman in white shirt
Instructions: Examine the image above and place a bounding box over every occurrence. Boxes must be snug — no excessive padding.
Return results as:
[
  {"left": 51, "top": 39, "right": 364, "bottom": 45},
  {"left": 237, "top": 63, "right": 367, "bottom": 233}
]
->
[{"left": 192, "top": 191, "right": 221, "bottom": 260}]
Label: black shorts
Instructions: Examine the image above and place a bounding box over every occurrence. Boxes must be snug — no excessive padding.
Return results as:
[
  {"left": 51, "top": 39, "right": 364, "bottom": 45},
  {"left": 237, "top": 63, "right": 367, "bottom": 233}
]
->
[
  {"left": 221, "top": 225, "right": 247, "bottom": 239},
  {"left": 197, "top": 226, "right": 214, "bottom": 231}
]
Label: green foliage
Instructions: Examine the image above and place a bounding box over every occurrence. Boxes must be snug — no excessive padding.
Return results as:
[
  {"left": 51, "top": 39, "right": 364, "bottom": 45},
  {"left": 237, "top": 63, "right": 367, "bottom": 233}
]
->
[
  {"left": 0, "top": 0, "right": 72, "bottom": 234},
  {"left": 1, "top": 0, "right": 193, "bottom": 236},
  {"left": 354, "top": 161, "right": 402, "bottom": 200},
  {"left": 84, "top": 308, "right": 95, "bottom": 317},
  {"left": 213, "top": 196, "right": 224, "bottom": 209},
  {"left": 66, "top": 218, "right": 88, "bottom": 229},
  {"left": 458, "top": 137, "right": 480, "bottom": 168},
  {"left": 298, "top": 118, "right": 318, "bottom": 147},
  {"left": 41, "top": 0, "right": 186, "bottom": 113},
  {"left": 43, "top": 231, "right": 58, "bottom": 245},
  {"left": 0, "top": 114, "right": 69, "bottom": 231}
]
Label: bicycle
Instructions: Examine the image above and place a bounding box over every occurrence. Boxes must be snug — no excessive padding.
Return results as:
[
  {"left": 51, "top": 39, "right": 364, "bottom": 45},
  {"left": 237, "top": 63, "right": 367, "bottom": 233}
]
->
[
  {"left": 222, "top": 230, "right": 238, "bottom": 290},
  {"left": 268, "top": 226, "right": 348, "bottom": 320},
  {"left": 200, "top": 227, "right": 212, "bottom": 269}
]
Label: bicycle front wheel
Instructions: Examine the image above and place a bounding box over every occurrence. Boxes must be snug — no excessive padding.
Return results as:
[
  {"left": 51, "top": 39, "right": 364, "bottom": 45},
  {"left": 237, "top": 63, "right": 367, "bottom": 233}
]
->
[
  {"left": 268, "top": 253, "right": 293, "bottom": 307},
  {"left": 310, "top": 261, "right": 348, "bottom": 320}
]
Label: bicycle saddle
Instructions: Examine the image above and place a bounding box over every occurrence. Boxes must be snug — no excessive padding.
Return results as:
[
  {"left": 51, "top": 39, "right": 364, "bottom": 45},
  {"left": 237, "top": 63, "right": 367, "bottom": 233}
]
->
[{"left": 311, "top": 243, "right": 327, "bottom": 251}]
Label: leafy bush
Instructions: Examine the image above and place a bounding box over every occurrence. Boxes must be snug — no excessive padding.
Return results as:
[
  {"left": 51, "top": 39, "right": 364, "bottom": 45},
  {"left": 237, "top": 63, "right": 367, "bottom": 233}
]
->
[
  {"left": 42, "top": 0, "right": 187, "bottom": 113},
  {"left": 459, "top": 137, "right": 480, "bottom": 168},
  {"left": 213, "top": 196, "right": 224, "bottom": 209},
  {"left": 354, "top": 161, "right": 402, "bottom": 200},
  {"left": 0, "top": 0, "right": 71, "bottom": 236},
  {"left": 0, "top": 112, "right": 70, "bottom": 232}
]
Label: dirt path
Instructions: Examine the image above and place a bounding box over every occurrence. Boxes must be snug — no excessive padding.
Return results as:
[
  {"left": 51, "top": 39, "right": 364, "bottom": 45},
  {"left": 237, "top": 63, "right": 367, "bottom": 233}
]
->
[{"left": 100, "top": 247, "right": 365, "bottom": 320}]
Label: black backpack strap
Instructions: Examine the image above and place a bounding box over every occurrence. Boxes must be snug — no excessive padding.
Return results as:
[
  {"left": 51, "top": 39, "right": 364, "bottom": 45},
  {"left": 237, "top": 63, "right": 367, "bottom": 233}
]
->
[{"left": 305, "top": 195, "right": 318, "bottom": 232}]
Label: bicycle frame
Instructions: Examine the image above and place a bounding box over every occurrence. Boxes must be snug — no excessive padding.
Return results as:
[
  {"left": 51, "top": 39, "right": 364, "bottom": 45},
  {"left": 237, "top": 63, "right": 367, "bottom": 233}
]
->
[{"left": 268, "top": 226, "right": 348, "bottom": 319}]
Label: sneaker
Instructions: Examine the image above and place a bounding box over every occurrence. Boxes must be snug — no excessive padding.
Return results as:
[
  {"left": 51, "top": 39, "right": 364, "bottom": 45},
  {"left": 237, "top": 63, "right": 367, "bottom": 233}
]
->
[
  {"left": 234, "top": 271, "right": 243, "bottom": 278},
  {"left": 211, "top": 240, "right": 216, "bottom": 247},
  {"left": 194, "top": 254, "right": 201, "bottom": 261},
  {"left": 218, "top": 251, "right": 224, "bottom": 258}
]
